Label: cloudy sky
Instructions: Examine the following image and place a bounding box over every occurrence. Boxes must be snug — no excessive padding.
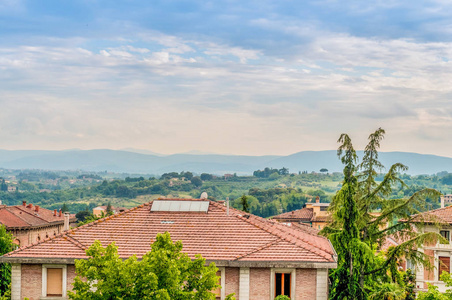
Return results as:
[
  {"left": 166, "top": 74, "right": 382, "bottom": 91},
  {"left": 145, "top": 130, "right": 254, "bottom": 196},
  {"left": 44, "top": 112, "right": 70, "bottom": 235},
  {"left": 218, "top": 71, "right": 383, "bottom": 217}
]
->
[{"left": 1, "top": 0, "right": 451, "bottom": 156}]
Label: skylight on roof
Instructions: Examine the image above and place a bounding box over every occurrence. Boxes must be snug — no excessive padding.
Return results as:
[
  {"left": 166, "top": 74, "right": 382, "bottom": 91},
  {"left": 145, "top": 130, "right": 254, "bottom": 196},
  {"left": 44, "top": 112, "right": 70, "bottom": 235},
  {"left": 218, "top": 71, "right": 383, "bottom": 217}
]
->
[{"left": 151, "top": 200, "right": 209, "bottom": 213}]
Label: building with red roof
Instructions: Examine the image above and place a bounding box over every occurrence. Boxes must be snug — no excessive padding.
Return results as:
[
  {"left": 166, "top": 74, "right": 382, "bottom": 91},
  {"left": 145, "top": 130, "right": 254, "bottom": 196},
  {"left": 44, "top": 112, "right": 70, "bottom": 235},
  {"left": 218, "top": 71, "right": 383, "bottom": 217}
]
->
[
  {"left": 0, "top": 201, "right": 76, "bottom": 247},
  {"left": 409, "top": 204, "right": 452, "bottom": 292},
  {"left": 271, "top": 197, "right": 331, "bottom": 230},
  {"left": 1, "top": 198, "right": 336, "bottom": 300}
]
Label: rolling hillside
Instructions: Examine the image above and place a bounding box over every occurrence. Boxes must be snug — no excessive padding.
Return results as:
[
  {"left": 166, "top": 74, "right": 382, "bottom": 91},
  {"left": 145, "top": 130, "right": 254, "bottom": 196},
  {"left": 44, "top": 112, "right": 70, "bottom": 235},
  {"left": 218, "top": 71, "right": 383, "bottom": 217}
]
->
[{"left": 0, "top": 149, "right": 451, "bottom": 175}]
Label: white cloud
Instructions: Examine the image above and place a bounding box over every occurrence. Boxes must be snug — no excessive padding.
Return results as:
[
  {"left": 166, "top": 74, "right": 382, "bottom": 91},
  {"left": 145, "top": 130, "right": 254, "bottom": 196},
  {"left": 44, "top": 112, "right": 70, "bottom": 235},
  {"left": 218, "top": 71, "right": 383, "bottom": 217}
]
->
[{"left": 1, "top": 27, "right": 452, "bottom": 156}]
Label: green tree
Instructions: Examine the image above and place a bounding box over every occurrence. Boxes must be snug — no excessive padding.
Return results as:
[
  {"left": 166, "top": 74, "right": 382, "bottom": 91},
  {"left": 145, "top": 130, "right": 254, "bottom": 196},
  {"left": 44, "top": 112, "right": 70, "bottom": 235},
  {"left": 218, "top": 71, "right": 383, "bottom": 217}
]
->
[
  {"left": 240, "top": 195, "right": 249, "bottom": 213},
  {"left": 75, "top": 210, "right": 91, "bottom": 222},
  {"left": 200, "top": 173, "right": 213, "bottom": 181},
  {"left": 0, "top": 180, "right": 7, "bottom": 192},
  {"left": 0, "top": 225, "right": 14, "bottom": 297},
  {"left": 106, "top": 202, "right": 113, "bottom": 215},
  {"left": 190, "top": 177, "right": 202, "bottom": 188},
  {"left": 61, "top": 203, "right": 69, "bottom": 213},
  {"left": 417, "top": 271, "right": 452, "bottom": 300},
  {"left": 69, "top": 232, "right": 222, "bottom": 300},
  {"left": 322, "top": 129, "right": 441, "bottom": 299}
]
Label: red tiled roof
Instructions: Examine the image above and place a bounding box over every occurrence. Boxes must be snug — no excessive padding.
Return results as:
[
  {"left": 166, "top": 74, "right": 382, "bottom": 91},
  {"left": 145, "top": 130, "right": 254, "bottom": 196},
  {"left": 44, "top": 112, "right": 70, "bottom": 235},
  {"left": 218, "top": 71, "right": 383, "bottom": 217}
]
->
[
  {"left": 271, "top": 207, "right": 313, "bottom": 221},
  {"left": 411, "top": 206, "right": 452, "bottom": 224},
  {"left": 2, "top": 200, "right": 336, "bottom": 264},
  {"left": 0, "top": 204, "right": 76, "bottom": 229}
]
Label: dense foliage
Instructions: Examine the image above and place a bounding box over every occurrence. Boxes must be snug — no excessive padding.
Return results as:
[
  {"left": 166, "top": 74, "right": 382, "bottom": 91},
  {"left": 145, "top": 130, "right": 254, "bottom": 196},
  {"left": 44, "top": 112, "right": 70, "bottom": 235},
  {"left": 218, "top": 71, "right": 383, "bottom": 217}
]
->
[
  {"left": 0, "top": 160, "right": 450, "bottom": 218},
  {"left": 417, "top": 272, "right": 452, "bottom": 300},
  {"left": 69, "top": 232, "right": 225, "bottom": 300},
  {"left": 322, "top": 129, "right": 442, "bottom": 299},
  {"left": 0, "top": 225, "right": 14, "bottom": 297}
]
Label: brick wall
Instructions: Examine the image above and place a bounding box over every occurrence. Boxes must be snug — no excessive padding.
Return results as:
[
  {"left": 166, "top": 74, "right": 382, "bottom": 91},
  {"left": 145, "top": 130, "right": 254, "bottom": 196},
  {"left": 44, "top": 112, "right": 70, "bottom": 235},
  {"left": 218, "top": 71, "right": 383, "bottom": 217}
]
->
[
  {"left": 296, "top": 268, "right": 317, "bottom": 300},
  {"left": 67, "top": 264, "right": 76, "bottom": 294},
  {"left": 21, "top": 264, "right": 42, "bottom": 300},
  {"left": 250, "top": 268, "right": 270, "bottom": 300},
  {"left": 10, "top": 224, "right": 64, "bottom": 247},
  {"left": 225, "top": 267, "right": 240, "bottom": 298},
  {"left": 424, "top": 249, "right": 435, "bottom": 281}
]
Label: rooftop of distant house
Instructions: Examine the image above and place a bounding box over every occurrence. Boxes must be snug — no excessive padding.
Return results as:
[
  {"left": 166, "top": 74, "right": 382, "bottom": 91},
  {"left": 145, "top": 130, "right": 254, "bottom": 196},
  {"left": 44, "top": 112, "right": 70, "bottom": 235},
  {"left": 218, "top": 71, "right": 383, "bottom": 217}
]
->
[
  {"left": 271, "top": 196, "right": 330, "bottom": 223},
  {"left": 411, "top": 205, "right": 452, "bottom": 225},
  {"left": 1, "top": 198, "right": 337, "bottom": 267},
  {"left": 0, "top": 201, "right": 76, "bottom": 229}
]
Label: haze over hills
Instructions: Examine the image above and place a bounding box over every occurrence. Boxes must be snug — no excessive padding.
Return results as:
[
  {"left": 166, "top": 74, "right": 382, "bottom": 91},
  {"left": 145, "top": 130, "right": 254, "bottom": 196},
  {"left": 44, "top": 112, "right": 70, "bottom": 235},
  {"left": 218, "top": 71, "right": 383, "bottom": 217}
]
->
[{"left": 0, "top": 149, "right": 451, "bottom": 175}]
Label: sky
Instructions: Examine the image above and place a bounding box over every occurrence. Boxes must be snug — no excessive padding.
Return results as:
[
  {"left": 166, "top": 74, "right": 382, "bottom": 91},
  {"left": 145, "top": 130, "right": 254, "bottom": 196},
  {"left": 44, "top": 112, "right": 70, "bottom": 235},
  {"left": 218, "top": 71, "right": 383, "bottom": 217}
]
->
[{"left": 1, "top": 0, "right": 451, "bottom": 157}]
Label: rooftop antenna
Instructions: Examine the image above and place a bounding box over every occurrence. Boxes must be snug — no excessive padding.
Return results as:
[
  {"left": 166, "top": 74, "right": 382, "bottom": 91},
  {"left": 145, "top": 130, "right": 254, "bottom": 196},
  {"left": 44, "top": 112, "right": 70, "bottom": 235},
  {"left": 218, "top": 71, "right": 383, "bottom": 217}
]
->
[{"left": 226, "top": 197, "right": 229, "bottom": 216}]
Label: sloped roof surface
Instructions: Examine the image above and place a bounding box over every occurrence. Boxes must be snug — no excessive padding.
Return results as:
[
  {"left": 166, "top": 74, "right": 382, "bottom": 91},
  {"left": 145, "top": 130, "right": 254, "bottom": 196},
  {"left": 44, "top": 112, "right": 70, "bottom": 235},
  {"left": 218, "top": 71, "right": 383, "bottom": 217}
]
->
[
  {"left": 3, "top": 200, "right": 336, "bottom": 263},
  {"left": 0, "top": 204, "right": 76, "bottom": 228},
  {"left": 411, "top": 205, "right": 452, "bottom": 224},
  {"left": 271, "top": 207, "right": 313, "bottom": 221}
]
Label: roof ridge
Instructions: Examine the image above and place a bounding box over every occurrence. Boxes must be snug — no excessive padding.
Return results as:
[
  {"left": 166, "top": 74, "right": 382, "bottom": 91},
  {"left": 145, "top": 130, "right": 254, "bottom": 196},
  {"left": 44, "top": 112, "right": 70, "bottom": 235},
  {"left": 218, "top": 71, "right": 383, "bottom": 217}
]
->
[
  {"left": 64, "top": 234, "right": 87, "bottom": 251},
  {"left": 5, "top": 207, "right": 33, "bottom": 226},
  {"left": 13, "top": 206, "right": 55, "bottom": 224},
  {"left": 233, "top": 238, "right": 282, "bottom": 261}
]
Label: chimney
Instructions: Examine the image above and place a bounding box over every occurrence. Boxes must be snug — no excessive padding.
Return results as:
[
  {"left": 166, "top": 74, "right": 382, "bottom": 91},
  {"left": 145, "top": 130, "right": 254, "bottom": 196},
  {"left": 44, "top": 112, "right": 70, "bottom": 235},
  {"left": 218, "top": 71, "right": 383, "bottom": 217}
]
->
[
  {"left": 54, "top": 209, "right": 57, "bottom": 216},
  {"left": 35, "top": 205, "right": 39, "bottom": 212},
  {"left": 441, "top": 196, "right": 445, "bottom": 208},
  {"left": 22, "top": 201, "right": 26, "bottom": 206},
  {"left": 27, "top": 203, "right": 33, "bottom": 209},
  {"left": 226, "top": 197, "right": 230, "bottom": 216},
  {"left": 63, "top": 213, "right": 70, "bottom": 231},
  {"left": 59, "top": 209, "right": 62, "bottom": 217},
  {"left": 316, "top": 196, "right": 320, "bottom": 204}
]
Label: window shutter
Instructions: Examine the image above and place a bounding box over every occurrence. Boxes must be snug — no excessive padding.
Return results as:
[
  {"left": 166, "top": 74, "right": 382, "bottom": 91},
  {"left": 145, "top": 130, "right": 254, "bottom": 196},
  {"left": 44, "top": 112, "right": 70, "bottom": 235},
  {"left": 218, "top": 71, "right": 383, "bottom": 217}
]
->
[
  {"left": 47, "top": 268, "right": 63, "bottom": 296},
  {"left": 439, "top": 256, "right": 450, "bottom": 279}
]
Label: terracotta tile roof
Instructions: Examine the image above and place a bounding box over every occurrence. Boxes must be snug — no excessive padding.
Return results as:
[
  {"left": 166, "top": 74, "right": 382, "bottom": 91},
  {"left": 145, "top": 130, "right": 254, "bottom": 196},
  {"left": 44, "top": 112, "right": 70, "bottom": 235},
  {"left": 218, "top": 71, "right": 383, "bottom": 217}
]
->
[
  {"left": 2, "top": 199, "right": 336, "bottom": 264},
  {"left": 0, "top": 203, "right": 76, "bottom": 229},
  {"left": 271, "top": 207, "right": 313, "bottom": 222},
  {"left": 411, "top": 206, "right": 452, "bottom": 224},
  {"left": 287, "top": 222, "right": 321, "bottom": 235}
]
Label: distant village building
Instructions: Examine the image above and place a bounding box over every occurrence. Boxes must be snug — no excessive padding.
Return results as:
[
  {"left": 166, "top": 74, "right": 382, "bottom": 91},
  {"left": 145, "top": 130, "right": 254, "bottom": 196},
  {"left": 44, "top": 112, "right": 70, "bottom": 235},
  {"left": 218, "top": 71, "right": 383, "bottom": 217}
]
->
[
  {"left": 441, "top": 194, "right": 452, "bottom": 207},
  {"left": 271, "top": 196, "right": 330, "bottom": 230},
  {"left": 1, "top": 198, "right": 337, "bottom": 300},
  {"left": 7, "top": 186, "right": 17, "bottom": 192},
  {"left": 0, "top": 201, "right": 76, "bottom": 247},
  {"left": 92, "top": 205, "right": 127, "bottom": 217}
]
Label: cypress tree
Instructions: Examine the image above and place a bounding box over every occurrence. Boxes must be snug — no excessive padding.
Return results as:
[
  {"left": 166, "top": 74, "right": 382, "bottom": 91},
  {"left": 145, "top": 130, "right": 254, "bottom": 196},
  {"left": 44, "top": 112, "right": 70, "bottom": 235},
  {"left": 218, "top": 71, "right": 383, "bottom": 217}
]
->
[{"left": 323, "top": 129, "right": 442, "bottom": 299}]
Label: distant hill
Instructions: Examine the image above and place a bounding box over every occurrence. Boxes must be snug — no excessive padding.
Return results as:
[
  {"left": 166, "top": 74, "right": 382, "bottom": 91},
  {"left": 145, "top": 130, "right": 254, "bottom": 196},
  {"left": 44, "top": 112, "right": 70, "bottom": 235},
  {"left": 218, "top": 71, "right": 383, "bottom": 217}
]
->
[{"left": 0, "top": 149, "right": 450, "bottom": 175}]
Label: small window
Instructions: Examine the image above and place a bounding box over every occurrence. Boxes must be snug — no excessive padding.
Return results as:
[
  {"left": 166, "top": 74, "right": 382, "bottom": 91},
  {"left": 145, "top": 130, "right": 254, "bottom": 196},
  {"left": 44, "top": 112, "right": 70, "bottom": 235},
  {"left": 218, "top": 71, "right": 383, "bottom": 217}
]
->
[
  {"left": 42, "top": 265, "right": 67, "bottom": 298},
  {"left": 440, "top": 231, "right": 450, "bottom": 243},
  {"left": 275, "top": 273, "right": 291, "bottom": 298},
  {"left": 47, "top": 268, "right": 63, "bottom": 296},
  {"left": 439, "top": 257, "right": 450, "bottom": 279},
  {"left": 320, "top": 206, "right": 328, "bottom": 211}
]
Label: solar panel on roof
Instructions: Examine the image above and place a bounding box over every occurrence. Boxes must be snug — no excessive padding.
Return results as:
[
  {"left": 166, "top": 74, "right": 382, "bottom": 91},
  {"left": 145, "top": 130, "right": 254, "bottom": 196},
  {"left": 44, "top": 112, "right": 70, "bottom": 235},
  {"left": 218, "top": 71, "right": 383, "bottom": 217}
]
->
[{"left": 151, "top": 200, "right": 209, "bottom": 213}]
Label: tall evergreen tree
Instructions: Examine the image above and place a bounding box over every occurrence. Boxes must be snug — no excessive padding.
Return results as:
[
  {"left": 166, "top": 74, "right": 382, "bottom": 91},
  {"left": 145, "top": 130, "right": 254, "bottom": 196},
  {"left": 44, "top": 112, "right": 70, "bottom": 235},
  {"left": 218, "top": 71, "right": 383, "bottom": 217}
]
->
[
  {"left": 322, "top": 129, "right": 442, "bottom": 299},
  {"left": 240, "top": 195, "right": 249, "bottom": 213}
]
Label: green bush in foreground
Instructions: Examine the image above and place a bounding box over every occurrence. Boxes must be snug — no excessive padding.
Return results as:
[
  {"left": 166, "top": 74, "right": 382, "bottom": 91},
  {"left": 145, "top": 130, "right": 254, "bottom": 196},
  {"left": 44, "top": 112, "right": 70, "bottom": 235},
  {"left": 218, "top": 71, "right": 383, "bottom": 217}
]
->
[{"left": 69, "top": 232, "right": 230, "bottom": 300}]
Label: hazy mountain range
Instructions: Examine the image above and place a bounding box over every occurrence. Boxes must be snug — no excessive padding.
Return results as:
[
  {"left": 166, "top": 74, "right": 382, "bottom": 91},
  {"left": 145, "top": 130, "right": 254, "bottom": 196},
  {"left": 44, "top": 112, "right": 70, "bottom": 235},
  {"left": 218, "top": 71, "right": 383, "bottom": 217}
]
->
[{"left": 0, "top": 149, "right": 451, "bottom": 175}]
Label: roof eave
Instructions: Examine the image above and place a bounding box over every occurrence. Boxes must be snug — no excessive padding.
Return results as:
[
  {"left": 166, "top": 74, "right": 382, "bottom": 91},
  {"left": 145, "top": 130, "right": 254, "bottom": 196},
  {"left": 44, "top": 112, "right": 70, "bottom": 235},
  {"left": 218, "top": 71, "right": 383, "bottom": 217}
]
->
[{"left": 0, "top": 257, "right": 337, "bottom": 269}]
